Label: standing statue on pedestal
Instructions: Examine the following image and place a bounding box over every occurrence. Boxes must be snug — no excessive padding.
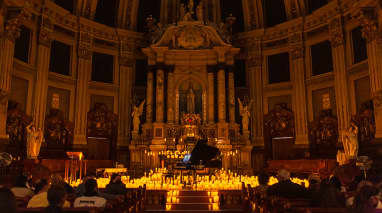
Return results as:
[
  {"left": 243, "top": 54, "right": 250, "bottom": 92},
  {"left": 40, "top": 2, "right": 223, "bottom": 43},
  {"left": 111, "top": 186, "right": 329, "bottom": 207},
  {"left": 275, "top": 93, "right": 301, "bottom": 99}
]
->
[
  {"left": 343, "top": 120, "right": 359, "bottom": 160},
  {"left": 26, "top": 123, "right": 43, "bottom": 159},
  {"left": 132, "top": 100, "right": 145, "bottom": 132},
  {"left": 187, "top": 88, "right": 195, "bottom": 114},
  {"left": 238, "top": 98, "right": 252, "bottom": 132}
]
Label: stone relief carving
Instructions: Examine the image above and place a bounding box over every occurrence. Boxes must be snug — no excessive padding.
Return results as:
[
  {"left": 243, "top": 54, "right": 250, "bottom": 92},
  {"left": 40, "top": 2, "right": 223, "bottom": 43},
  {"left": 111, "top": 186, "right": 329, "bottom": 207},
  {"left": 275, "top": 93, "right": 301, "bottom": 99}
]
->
[
  {"left": 44, "top": 108, "right": 73, "bottom": 149},
  {"left": 5, "top": 8, "right": 31, "bottom": 42},
  {"left": 6, "top": 101, "right": 32, "bottom": 158},
  {"left": 309, "top": 109, "right": 338, "bottom": 158},
  {"left": 264, "top": 103, "right": 295, "bottom": 139},
  {"left": 329, "top": 17, "right": 344, "bottom": 47},
  {"left": 353, "top": 101, "right": 375, "bottom": 144},
  {"left": 354, "top": 7, "right": 379, "bottom": 42},
  {"left": 87, "top": 103, "right": 118, "bottom": 139}
]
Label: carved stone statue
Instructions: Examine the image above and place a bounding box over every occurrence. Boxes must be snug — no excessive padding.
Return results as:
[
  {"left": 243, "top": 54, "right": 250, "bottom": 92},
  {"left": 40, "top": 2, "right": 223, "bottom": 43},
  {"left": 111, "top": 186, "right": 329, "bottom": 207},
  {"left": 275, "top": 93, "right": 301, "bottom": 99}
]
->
[
  {"left": 179, "top": 3, "right": 186, "bottom": 21},
  {"left": 132, "top": 100, "right": 145, "bottom": 132},
  {"left": 26, "top": 123, "right": 43, "bottom": 159},
  {"left": 238, "top": 98, "right": 251, "bottom": 132},
  {"left": 343, "top": 120, "right": 359, "bottom": 160},
  {"left": 187, "top": 88, "right": 195, "bottom": 114},
  {"left": 196, "top": 2, "right": 204, "bottom": 22}
]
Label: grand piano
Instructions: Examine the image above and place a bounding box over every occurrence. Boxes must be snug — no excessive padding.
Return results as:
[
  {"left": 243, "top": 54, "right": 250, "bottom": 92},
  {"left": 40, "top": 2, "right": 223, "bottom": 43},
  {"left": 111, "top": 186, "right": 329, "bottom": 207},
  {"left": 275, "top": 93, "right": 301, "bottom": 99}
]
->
[{"left": 176, "top": 139, "right": 222, "bottom": 169}]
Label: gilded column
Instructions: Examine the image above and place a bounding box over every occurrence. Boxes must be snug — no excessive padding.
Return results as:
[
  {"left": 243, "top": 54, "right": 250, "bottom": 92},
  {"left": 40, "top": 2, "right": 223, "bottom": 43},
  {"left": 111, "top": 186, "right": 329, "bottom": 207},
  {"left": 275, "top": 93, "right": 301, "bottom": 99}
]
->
[
  {"left": 146, "top": 70, "right": 154, "bottom": 123},
  {"left": 0, "top": 9, "right": 28, "bottom": 141},
  {"left": 33, "top": 17, "right": 53, "bottom": 129},
  {"left": 74, "top": 31, "right": 93, "bottom": 145},
  {"left": 167, "top": 71, "right": 174, "bottom": 123},
  {"left": 329, "top": 16, "right": 351, "bottom": 142},
  {"left": 356, "top": 8, "right": 382, "bottom": 138},
  {"left": 289, "top": 32, "right": 309, "bottom": 145},
  {"left": 217, "top": 65, "right": 226, "bottom": 122},
  {"left": 247, "top": 39, "right": 263, "bottom": 146},
  {"left": 207, "top": 71, "right": 215, "bottom": 123},
  {"left": 156, "top": 66, "right": 165, "bottom": 123},
  {"left": 118, "top": 39, "right": 135, "bottom": 145},
  {"left": 228, "top": 68, "right": 235, "bottom": 123}
]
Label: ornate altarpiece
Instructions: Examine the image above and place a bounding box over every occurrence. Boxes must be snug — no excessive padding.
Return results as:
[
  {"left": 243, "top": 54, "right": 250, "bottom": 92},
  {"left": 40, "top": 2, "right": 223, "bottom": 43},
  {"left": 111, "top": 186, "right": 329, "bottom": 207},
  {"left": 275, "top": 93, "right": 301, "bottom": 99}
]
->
[
  {"left": 308, "top": 109, "right": 338, "bottom": 159},
  {"left": 41, "top": 108, "right": 73, "bottom": 158},
  {"left": 130, "top": 17, "right": 252, "bottom": 171}
]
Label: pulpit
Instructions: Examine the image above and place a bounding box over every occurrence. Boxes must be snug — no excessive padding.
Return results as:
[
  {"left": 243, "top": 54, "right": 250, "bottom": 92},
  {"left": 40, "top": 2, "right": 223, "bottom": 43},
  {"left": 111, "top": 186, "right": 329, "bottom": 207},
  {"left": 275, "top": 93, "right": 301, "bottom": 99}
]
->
[
  {"left": 272, "top": 137, "right": 294, "bottom": 160},
  {"left": 87, "top": 103, "right": 118, "bottom": 160},
  {"left": 264, "top": 103, "right": 295, "bottom": 160}
]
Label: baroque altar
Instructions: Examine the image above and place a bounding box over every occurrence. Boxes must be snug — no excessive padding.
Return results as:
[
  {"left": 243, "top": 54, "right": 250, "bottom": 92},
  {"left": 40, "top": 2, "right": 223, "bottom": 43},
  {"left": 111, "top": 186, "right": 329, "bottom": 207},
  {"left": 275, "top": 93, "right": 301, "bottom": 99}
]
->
[{"left": 129, "top": 5, "right": 252, "bottom": 173}]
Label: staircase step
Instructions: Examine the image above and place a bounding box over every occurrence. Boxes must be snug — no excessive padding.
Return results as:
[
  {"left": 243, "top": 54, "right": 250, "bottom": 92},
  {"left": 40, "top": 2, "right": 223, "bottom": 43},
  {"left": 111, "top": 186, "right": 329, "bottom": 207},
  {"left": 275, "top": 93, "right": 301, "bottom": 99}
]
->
[
  {"left": 178, "top": 191, "right": 209, "bottom": 196},
  {"left": 169, "top": 203, "right": 214, "bottom": 210},
  {"left": 175, "top": 196, "right": 212, "bottom": 203}
]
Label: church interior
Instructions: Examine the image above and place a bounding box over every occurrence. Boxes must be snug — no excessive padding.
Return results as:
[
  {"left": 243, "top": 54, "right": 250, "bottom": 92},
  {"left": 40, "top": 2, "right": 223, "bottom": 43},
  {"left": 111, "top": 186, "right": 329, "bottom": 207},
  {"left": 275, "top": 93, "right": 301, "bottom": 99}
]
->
[{"left": 0, "top": 0, "right": 382, "bottom": 212}]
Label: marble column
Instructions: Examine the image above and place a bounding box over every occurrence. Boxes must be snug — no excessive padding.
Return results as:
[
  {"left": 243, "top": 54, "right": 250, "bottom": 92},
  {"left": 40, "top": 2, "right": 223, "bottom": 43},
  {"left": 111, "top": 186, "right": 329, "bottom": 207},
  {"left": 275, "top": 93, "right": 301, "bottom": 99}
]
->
[
  {"left": 74, "top": 32, "right": 92, "bottom": 145},
  {"left": 329, "top": 17, "right": 351, "bottom": 142},
  {"left": 118, "top": 57, "right": 134, "bottom": 145},
  {"left": 207, "top": 72, "right": 215, "bottom": 124},
  {"left": 167, "top": 71, "right": 174, "bottom": 123},
  {"left": 146, "top": 70, "right": 154, "bottom": 123},
  {"left": 156, "top": 67, "right": 165, "bottom": 123},
  {"left": 0, "top": 10, "right": 26, "bottom": 141},
  {"left": 33, "top": 19, "right": 53, "bottom": 129},
  {"left": 248, "top": 59, "right": 264, "bottom": 146},
  {"left": 356, "top": 8, "right": 382, "bottom": 138},
  {"left": 247, "top": 39, "right": 264, "bottom": 146},
  {"left": 289, "top": 33, "right": 309, "bottom": 145},
  {"left": 228, "top": 69, "right": 236, "bottom": 124},
  {"left": 217, "top": 66, "right": 226, "bottom": 122}
]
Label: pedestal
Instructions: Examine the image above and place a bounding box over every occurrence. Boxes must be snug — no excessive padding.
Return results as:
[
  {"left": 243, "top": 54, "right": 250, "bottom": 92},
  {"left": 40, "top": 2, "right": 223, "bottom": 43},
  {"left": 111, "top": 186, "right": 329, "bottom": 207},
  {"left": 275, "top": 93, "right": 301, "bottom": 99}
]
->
[
  {"left": 152, "top": 122, "right": 166, "bottom": 145},
  {"left": 240, "top": 145, "right": 253, "bottom": 175}
]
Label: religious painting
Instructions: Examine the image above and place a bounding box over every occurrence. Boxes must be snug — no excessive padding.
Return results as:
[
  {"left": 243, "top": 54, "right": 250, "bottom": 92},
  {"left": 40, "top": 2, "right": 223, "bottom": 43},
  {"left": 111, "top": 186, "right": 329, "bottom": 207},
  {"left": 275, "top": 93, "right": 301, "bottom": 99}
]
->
[
  {"left": 179, "top": 79, "right": 202, "bottom": 116},
  {"left": 47, "top": 87, "right": 70, "bottom": 120},
  {"left": 312, "top": 87, "right": 336, "bottom": 119}
]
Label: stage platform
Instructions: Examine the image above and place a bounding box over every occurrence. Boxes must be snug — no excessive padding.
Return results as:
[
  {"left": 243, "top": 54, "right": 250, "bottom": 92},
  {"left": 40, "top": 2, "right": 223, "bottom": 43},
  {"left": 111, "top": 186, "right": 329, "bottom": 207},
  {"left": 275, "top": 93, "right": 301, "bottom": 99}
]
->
[{"left": 267, "top": 159, "right": 337, "bottom": 176}]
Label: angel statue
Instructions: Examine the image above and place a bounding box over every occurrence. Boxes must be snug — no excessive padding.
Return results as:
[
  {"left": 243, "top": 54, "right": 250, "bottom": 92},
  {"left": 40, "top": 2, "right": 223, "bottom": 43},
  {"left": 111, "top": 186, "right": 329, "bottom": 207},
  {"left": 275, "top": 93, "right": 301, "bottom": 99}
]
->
[
  {"left": 26, "top": 123, "right": 44, "bottom": 159},
  {"left": 343, "top": 120, "right": 359, "bottom": 160},
  {"left": 131, "top": 100, "right": 145, "bottom": 132},
  {"left": 238, "top": 98, "right": 252, "bottom": 132}
]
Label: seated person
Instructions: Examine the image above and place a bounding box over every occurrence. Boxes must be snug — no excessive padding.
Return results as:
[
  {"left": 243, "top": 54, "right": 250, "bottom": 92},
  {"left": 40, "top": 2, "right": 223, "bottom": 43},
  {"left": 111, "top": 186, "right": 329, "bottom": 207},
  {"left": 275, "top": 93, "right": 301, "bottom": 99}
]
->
[
  {"left": 105, "top": 174, "right": 127, "bottom": 195},
  {"left": 11, "top": 175, "right": 34, "bottom": 198},
  {"left": 254, "top": 173, "right": 269, "bottom": 197},
  {"left": 76, "top": 174, "right": 95, "bottom": 196},
  {"left": 348, "top": 185, "right": 382, "bottom": 213},
  {"left": 267, "top": 169, "right": 308, "bottom": 199},
  {"left": 27, "top": 179, "right": 70, "bottom": 208},
  {"left": 44, "top": 185, "right": 67, "bottom": 213},
  {"left": 74, "top": 179, "right": 106, "bottom": 208}
]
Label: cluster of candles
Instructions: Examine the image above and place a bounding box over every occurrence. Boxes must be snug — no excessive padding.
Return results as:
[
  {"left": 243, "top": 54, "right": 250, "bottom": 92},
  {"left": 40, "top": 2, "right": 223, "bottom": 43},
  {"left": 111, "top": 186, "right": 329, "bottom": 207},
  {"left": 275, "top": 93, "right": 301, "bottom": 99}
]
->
[
  {"left": 158, "top": 150, "right": 190, "bottom": 159},
  {"left": 67, "top": 168, "right": 309, "bottom": 190}
]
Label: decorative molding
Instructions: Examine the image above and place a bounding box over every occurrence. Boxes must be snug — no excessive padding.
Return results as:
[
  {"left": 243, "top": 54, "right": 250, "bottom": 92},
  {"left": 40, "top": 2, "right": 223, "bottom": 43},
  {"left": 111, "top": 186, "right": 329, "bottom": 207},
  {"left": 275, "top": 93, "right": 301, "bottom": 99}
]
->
[
  {"left": 38, "top": 16, "right": 54, "bottom": 47},
  {"left": 78, "top": 31, "right": 93, "bottom": 60},
  {"left": 354, "top": 7, "right": 379, "bottom": 43},
  {"left": 4, "top": 7, "right": 31, "bottom": 42},
  {"left": 329, "top": 17, "right": 344, "bottom": 48},
  {"left": 119, "top": 56, "right": 135, "bottom": 67},
  {"left": 288, "top": 32, "right": 304, "bottom": 60}
]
